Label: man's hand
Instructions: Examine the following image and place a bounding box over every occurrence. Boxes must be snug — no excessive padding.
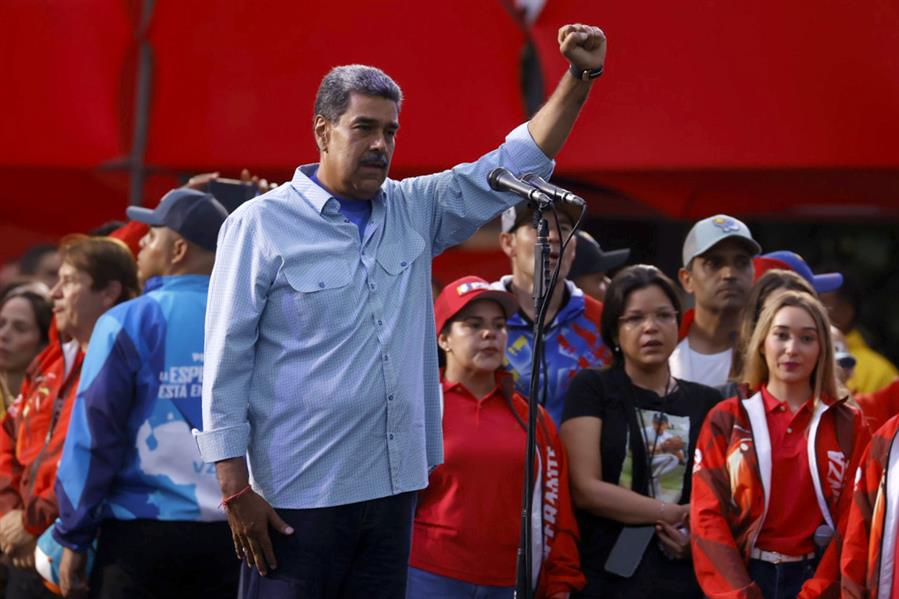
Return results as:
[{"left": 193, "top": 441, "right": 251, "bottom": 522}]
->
[
  {"left": 558, "top": 24, "right": 606, "bottom": 71},
  {"left": 0, "top": 510, "right": 35, "bottom": 558},
  {"left": 225, "top": 490, "right": 294, "bottom": 576},
  {"left": 59, "top": 547, "right": 89, "bottom": 598}
]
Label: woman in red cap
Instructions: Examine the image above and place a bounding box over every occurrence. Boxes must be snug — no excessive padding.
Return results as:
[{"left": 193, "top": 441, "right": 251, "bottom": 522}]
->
[{"left": 406, "top": 276, "right": 584, "bottom": 599}]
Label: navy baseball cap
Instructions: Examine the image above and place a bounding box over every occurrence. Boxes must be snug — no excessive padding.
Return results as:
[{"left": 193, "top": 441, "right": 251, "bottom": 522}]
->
[
  {"left": 126, "top": 188, "right": 228, "bottom": 252},
  {"left": 757, "top": 251, "right": 843, "bottom": 294}
]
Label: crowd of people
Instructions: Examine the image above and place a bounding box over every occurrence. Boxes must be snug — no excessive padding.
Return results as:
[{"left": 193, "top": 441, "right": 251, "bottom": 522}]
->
[{"left": 0, "top": 20, "right": 897, "bottom": 599}]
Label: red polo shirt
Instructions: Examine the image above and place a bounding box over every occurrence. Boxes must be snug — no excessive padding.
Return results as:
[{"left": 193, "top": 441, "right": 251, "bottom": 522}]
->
[
  {"left": 409, "top": 376, "right": 527, "bottom": 586},
  {"left": 754, "top": 385, "right": 822, "bottom": 556}
]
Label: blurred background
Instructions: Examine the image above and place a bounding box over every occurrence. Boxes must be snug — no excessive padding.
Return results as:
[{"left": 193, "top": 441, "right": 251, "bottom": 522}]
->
[{"left": 2, "top": 0, "right": 898, "bottom": 362}]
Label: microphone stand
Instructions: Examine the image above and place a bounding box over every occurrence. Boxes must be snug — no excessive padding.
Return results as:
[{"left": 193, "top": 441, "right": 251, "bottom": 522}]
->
[{"left": 514, "top": 200, "right": 553, "bottom": 599}]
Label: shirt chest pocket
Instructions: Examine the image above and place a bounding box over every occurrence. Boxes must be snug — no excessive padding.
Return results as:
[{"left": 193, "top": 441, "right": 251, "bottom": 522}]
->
[
  {"left": 280, "top": 259, "right": 353, "bottom": 328},
  {"left": 375, "top": 230, "right": 426, "bottom": 277}
]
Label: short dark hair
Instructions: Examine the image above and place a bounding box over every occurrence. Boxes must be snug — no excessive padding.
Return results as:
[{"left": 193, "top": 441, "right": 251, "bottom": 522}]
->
[
  {"left": 600, "top": 265, "right": 682, "bottom": 368},
  {"left": 18, "top": 244, "right": 57, "bottom": 275},
  {"left": 0, "top": 289, "right": 53, "bottom": 347},
  {"left": 59, "top": 235, "right": 141, "bottom": 305},
  {"left": 314, "top": 65, "right": 402, "bottom": 123}
]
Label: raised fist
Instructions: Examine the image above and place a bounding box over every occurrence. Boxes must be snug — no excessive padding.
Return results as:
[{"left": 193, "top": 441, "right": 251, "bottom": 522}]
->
[{"left": 558, "top": 24, "right": 606, "bottom": 71}]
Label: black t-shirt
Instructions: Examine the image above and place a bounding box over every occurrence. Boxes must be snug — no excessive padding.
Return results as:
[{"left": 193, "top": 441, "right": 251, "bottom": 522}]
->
[{"left": 561, "top": 366, "right": 722, "bottom": 592}]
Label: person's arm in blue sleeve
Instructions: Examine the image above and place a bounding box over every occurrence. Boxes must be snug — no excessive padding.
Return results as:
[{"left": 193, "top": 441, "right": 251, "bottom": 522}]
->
[
  {"left": 399, "top": 24, "right": 606, "bottom": 255},
  {"left": 52, "top": 314, "right": 141, "bottom": 551}
]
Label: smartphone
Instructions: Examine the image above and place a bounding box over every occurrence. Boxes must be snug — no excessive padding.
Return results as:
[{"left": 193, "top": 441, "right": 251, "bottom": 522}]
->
[
  {"left": 204, "top": 178, "right": 258, "bottom": 213},
  {"left": 604, "top": 525, "right": 655, "bottom": 578}
]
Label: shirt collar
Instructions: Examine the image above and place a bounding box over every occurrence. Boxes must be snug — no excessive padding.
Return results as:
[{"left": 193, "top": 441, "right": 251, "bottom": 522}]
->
[
  {"left": 440, "top": 370, "right": 513, "bottom": 400},
  {"left": 143, "top": 274, "right": 211, "bottom": 294},
  {"left": 291, "top": 164, "right": 385, "bottom": 215},
  {"left": 761, "top": 384, "right": 813, "bottom": 414}
]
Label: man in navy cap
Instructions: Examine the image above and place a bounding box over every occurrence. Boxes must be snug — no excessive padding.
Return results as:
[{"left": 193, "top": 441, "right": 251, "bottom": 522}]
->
[{"left": 53, "top": 189, "right": 238, "bottom": 598}]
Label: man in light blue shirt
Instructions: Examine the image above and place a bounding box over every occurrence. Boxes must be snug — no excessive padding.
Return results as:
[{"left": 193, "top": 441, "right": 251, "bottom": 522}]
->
[{"left": 196, "top": 23, "right": 608, "bottom": 598}]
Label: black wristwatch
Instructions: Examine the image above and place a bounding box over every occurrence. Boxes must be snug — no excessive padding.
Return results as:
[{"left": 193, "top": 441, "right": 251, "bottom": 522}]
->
[{"left": 569, "top": 63, "right": 604, "bottom": 81}]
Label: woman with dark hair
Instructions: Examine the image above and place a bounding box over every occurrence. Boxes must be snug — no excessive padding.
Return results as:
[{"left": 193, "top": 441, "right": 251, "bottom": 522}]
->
[
  {"left": 692, "top": 290, "right": 869, "bottom": 599},
  {"left": 0, "top": 289, "right": 53, "bottom": 412},
  {"left": 407, "top": 276, "right": 584, "bottom": 599},
  {"left": 561, "top": 265, "right": 722, "bottom": 598}
]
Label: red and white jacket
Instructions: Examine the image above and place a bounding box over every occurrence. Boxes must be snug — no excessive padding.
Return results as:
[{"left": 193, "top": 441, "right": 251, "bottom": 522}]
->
[
  {"left": 842, "top": 414, "right": 899, "bottom": 598},
  {"left": 691, "top": 390, "right": 869, "bottom": 599}
]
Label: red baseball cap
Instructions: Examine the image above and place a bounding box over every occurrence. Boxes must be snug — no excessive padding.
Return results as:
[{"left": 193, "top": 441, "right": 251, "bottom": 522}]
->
[{"left": 434, "top": 276, "right": 518, "bottom": 334}]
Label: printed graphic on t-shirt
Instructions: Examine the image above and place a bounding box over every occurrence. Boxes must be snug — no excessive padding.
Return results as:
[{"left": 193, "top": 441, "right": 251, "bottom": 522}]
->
[{"left": 619, "top": 410, "right": 691, "bottom": 503}]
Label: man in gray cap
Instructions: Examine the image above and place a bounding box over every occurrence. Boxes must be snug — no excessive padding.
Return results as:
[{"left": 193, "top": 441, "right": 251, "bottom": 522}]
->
[
  {"left": 568, "top": 230, "right": 630, "bottom": 302},
  {"left": 493, "top": 202, "right": 613, "bottom": 425},
  {"left": 670, "top": 214, "right": 760, "bottom": 387},
  {"left": 54, "top": 188, "right": 238, "bottom": 598}
]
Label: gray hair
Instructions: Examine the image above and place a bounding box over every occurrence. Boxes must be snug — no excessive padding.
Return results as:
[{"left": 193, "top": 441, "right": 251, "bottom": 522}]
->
[{"left": 313, "top": 64, "right": 403, "bottom": 123}]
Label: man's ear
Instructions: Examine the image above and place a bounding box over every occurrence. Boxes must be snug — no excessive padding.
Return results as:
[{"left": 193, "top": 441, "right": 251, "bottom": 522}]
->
[
  {"left": 313, "top": 115, "right": 331, "bottom": 153},
  {"left": 499, "top": 231, "right": 515, "bottom": 259},
  {"left": 678, "top": 267, "right": 694, "bottom": 295},
  {"left": 170, "top": 237, "right": 189, "bottom": 266}
]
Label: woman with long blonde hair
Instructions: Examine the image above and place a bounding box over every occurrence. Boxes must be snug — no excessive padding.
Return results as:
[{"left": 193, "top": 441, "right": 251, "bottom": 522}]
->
[{"left": 691, "top": 290, "right": 869, "bottom": 599}]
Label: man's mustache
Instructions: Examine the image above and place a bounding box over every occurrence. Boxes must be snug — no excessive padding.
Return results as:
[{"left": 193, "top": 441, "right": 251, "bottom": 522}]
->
[{"left": 360, "top": 154, "right": 388, "bottom": 167}]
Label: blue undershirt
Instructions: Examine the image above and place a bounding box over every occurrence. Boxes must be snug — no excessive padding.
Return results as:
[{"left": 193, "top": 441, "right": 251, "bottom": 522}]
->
[{"left": 310, "top": 169, "right": 372, "bottom": 241}]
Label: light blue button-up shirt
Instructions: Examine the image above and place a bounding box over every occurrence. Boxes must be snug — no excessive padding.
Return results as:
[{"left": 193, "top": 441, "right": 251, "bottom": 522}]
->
[{"left": 195, "top": 123, "right": 553, "bottom": 509}]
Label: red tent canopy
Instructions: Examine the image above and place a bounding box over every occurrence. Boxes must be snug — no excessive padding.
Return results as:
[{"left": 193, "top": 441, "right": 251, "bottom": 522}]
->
[{"left": 2, "top": 0, "right": 898, "bottom": 264}]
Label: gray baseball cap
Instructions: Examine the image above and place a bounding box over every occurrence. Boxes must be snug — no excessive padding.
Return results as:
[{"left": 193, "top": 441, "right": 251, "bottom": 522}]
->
[{"left": 682, "top": 214, "right": 761, "bottom": 267}]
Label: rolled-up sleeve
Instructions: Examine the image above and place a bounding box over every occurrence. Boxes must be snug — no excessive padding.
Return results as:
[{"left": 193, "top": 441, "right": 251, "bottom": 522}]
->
[{"left": 194, "top": 208, "right": 275, "bottom": 462}]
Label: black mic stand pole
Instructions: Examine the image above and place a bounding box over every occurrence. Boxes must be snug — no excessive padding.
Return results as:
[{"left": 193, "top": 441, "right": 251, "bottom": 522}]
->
[{"left": 514, "top": 201, "right": 552, "bottom": 599}]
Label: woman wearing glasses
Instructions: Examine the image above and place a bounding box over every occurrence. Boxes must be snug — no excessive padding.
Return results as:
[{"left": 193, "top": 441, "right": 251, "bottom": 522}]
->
[{"left": 561, "top": 265, "right": 722, "bottom": 598}]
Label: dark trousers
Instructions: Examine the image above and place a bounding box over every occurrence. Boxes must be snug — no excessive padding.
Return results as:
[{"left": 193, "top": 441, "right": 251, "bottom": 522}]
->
[
  {"left": 5, "top": 565, "right": 59, "bottom": 599},
  {"left": 89, "top": 519, "right": 239, "bottom": 599},
  {"left": 239, "top": 491, "right": 416, "bottom": 599},
  {"left": 747, "top": 557, "right": 817, "bottom": 599}
]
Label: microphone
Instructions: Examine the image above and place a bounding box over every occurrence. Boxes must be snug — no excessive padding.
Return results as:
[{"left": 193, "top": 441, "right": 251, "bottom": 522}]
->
[
  {"left": 487, "top": 168, "right": 550, "bottom": 203},
  {"left": 521, "top": 174, "right": 585, "bottom": 207}
]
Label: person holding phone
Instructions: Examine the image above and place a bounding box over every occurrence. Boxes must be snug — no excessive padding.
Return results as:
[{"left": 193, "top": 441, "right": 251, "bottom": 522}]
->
[
  {"left": 561, "top": 265, "right": 721, "bottom": 598},
  {"left": 691, "top": 290, "right": 869, "bottom": 599},
  {"left": 407, "top": 276, "right": 583, "bottom": 599}
]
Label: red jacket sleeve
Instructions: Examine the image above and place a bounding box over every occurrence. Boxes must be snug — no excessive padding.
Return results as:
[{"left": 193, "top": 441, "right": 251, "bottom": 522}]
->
[
  {"left": 799, "top": 409, "right": 871, "bottom": 599},
  {"left": 0, "top": 397, "right": 25, "bottom": 516},
  {"left": 690, "top": 404, "right": 764, "bottom": 599},
  {"left": 537, "top": 412, "right": 586, "bottom": 598},
  {"left": 840, "top": 428, "right": 882, "bottom": 599}
]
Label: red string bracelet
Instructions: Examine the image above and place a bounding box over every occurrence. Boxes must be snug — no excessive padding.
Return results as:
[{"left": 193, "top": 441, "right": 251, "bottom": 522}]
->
[{"left": 220, "top": 485, "right": 253, "bottom": 511}]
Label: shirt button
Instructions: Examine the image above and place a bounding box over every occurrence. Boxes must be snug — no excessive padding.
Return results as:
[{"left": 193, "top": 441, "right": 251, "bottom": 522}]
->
[
  {"left": 318, "top": 282, "right": 325, "bottom": 288},
  {"left": 787, "top": 427, "right": 793, "bottom": 433},
  {"left": 378, "top": 320, "right": 383, "bottom": 326},
  {"left": 383, "top": 354, "right": 390, "bottom": 361},
  {"left": 388, "top": 394, "right": 394, "bottom": 401},
  {"left": 344, "top": 218, "right": 350, "bottom": 223},
  {"left": 369, "top": 283, "right": 376, "bottom": 291},
  {"left": 400, "top": 261, "right": 407, "bottom": 267},
  {"left": 389, "top": 434, "right": 394, "bottom": 440}
]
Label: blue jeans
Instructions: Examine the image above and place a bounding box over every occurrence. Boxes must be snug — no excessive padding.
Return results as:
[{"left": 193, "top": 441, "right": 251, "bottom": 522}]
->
[
  {"left": 238, "top": 492, "right": 416, "bottom": 599},
  {"left": 747, "top": 557, "right": 817, "bottom": 599},
  {"left": 406, "top": 567, "right": 515, "bottom": 599}
]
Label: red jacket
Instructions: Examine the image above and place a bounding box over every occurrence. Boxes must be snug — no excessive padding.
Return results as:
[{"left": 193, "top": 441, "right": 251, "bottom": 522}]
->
[
  {"left": 691, "top": 391, "right": 869, "bottom": 599},
  {"left": 0, "top": 331, "right": 83, "bottom": 536},
  {"left": 855, "top": 378, "right": 899, "bottom": 434},
  {"left": 841, "top": 414, "right": 899, "bottom": 598}
]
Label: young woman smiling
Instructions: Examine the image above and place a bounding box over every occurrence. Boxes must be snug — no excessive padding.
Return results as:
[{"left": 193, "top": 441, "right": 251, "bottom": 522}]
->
[
  {"left": 407, "top": 276, "right": 584, "bottom": 599},
  {"left": 561, "top": 265, "right": 721, "bottom": 598},
  {"left": 691, "top": 290, "right": 870, "bottom": 599}
]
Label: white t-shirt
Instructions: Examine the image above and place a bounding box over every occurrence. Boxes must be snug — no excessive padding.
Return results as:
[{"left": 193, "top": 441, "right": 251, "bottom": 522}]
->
[{"left": 669, "top": 337, "right": 732, "bottom": 387}]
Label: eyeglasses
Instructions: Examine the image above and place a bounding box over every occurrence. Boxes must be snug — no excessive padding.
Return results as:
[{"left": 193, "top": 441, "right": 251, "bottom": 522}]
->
[{"left": 618, "top": 310, "right": 678, "bottom": 328}]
